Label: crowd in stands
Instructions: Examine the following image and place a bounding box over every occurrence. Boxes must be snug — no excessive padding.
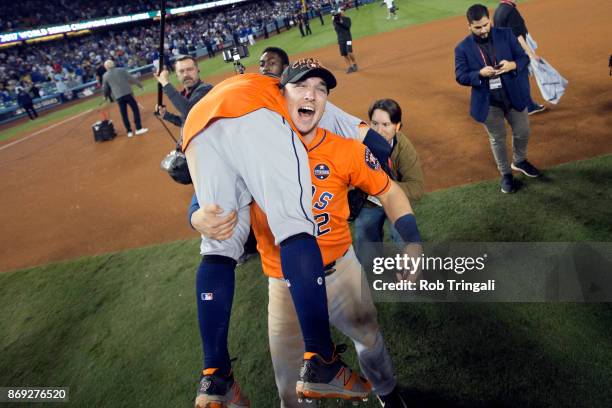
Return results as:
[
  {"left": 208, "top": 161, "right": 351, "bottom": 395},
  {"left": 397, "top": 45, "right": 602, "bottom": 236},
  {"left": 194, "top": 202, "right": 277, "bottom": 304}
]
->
[
  {"left": 0, "top": 0, "right": 336, "bottom": 111},
  {"left": 0, "top": 0, "right": 227, "bottom": 33}
]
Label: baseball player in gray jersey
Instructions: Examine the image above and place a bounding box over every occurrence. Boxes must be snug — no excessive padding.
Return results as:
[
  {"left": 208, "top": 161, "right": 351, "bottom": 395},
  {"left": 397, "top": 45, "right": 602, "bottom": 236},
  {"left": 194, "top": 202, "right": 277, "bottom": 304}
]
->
[{"left": 191, "top": 47, "right": 393, "bottom": 257}]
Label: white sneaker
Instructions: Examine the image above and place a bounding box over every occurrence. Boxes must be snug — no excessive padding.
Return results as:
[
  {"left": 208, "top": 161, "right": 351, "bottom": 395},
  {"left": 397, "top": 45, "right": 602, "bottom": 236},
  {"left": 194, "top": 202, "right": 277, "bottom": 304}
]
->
[
  {"left": 127, "top": 131, "right": 134, "bottom": 138},
  {"left": 135, "top": 128, "right": 149, "bottom": 135}
]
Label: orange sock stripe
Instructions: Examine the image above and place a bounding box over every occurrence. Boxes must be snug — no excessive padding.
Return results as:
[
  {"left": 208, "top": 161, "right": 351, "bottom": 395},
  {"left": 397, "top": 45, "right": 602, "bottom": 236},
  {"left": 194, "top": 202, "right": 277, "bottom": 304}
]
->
[{"left": 202, "top": 368, "right": 218, "bottom": 376}]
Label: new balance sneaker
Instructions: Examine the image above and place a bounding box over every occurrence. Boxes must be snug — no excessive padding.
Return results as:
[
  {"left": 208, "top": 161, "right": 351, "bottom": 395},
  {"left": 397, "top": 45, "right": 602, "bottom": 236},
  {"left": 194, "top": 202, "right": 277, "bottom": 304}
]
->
[
  {"left": 195, "top": 368, "right": 250, "bottom": 408},
  {"left": 296, "top": 344, "right": 372, "bottom": 402},
  {"left": 127, "top": 131, "right": 134, "bottom": 138},
  {"left": 528, "top": 104, "right": 546, "bottom": 115},
  {"left": 377, "top": 387, "right": 408, "bottom": 407},
  {"left": 511, "top": 160, "right": 542, "bottom": 178},
  {"left": 500, "top": 173, "right": 516, "bottom": 194},
  {"left": 135, "top": 128, "right": 149, "bottom": 135}
]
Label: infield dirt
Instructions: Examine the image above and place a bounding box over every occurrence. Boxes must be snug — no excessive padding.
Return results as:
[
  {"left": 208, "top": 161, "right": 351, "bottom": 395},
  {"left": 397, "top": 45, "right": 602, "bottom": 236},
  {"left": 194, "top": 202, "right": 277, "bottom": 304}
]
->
[{"left": 1, "top": 0, "right": 610, "bottom": 272}]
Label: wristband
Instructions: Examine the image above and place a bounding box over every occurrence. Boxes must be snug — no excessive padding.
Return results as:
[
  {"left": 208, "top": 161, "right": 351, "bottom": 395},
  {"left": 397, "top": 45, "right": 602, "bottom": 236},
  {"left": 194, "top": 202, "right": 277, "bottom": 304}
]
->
[
  {"left": 363, "top": 128, "right": 391, "bottom": 165},
  {"left": 394, "top": 214, "right": 421, "bottom": 243}
]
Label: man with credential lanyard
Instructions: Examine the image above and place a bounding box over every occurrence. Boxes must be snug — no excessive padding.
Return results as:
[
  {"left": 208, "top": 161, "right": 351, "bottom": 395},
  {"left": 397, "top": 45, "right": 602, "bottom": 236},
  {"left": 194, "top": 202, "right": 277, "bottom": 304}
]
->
[{"left": 455, "top": 4, "right": 542, "bottom": 194}]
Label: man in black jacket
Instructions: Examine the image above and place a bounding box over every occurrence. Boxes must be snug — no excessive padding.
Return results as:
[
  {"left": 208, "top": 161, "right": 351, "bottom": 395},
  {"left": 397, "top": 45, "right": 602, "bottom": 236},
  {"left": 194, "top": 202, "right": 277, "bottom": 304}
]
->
[
  {"left": 333, "top": 8, "right": 358, "bottom": 73},
  {"left": 16, "top": 87, "right": 38, "bottom": 120},
  {"left": 154, "top": 55, "right": 213, "bottom": 127},
  {"left": 493, "top": 0, "right": 546, "bottom": 115}
]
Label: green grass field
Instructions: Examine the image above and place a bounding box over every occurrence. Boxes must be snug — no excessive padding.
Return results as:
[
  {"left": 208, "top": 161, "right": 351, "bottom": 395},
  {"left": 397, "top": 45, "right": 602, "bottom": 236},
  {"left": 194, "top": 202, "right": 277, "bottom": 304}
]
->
[
  {"left": 0, "top": 0, "right": 504, "bottom": 143},
  {"left": 2, "top": 155, "right": 611, "bottom": 407}
]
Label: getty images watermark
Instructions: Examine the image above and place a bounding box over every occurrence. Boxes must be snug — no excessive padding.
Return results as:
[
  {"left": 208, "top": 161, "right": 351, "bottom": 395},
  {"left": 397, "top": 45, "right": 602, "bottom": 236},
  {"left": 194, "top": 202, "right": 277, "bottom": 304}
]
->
[
  {"left": 362, "top": 243, "right": 612, "bottom": 302},
  {"left": 372, "top": 252, "right": 494, "bottom": 293}
]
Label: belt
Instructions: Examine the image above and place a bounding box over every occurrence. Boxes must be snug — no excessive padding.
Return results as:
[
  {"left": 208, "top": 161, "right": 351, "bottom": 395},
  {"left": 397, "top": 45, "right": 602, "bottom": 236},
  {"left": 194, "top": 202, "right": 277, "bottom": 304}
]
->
[
  {"left": 323, "top": 249, "right": 349, "bottom": 276},
  {"left": 324, "top": 261, "right": 337, "bottom": 276}
]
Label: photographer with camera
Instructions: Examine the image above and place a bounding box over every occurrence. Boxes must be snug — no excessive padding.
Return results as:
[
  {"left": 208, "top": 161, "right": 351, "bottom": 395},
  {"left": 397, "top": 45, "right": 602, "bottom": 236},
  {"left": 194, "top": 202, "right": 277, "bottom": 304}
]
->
[
  {"left": 332, "top": 8, "right": 358, "bottom": 74},
  {"left": 222, "top": 45, "right": 249, "bottom": 75},
  {"left": 154, "top": 55, "right": 213, "bottom": 127},
  {"left": 154, "top": 55, "right": 213, "bottom": 185}
]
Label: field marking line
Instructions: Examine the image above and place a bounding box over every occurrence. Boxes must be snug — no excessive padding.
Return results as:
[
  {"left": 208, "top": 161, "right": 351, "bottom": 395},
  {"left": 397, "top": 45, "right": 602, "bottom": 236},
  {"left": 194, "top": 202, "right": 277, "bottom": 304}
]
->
[{"left": 0, "top": 108, "right": 94, "bottom": 152}]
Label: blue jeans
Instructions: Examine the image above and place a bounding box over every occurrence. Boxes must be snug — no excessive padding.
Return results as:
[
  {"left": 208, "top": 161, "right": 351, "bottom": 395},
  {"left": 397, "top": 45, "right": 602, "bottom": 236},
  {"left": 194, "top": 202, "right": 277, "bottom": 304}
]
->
[{"left": 353, "top": 205, "right": 402, "bottom": 265}]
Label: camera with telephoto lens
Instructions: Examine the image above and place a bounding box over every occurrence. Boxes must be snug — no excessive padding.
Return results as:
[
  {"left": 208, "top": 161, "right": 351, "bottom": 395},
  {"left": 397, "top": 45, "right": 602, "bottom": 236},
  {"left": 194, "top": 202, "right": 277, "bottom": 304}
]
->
[{"left": 223, "top": 44, "right": 249, "bottom": 74}]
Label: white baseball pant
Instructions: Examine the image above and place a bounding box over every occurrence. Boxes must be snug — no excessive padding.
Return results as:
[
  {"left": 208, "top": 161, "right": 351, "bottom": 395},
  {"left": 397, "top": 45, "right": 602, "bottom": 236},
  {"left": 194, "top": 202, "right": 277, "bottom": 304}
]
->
[{"left": 268, "top": 246, "right": 397, "bottom": 407}]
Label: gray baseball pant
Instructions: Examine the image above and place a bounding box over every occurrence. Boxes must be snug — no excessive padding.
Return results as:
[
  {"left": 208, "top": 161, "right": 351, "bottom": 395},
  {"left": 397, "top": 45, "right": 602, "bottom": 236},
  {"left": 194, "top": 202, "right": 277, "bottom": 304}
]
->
[{"left": 185, "top": 108, "right": 316, "bottom": 260}]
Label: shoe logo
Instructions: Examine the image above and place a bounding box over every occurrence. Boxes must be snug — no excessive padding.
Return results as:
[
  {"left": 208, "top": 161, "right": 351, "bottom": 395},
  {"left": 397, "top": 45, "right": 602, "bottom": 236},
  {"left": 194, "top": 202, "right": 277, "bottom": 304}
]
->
[
  {"left": 200, "top": 379, "right": 211, "bottom": 392},
  {"left": 335, "top": 367, "right": 352, "bottom": 387}
]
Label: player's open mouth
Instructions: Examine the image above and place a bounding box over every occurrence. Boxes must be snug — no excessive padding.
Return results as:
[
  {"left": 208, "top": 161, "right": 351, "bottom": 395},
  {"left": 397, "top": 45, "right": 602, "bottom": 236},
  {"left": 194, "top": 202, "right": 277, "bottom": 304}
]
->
[{"left": 298, "top": 106, "right": 315, "bottom": 118}]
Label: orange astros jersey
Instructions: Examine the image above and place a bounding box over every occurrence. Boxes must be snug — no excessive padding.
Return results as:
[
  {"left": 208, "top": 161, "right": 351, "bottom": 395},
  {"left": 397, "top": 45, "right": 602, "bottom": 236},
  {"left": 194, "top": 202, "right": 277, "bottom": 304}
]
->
[
  {"left": 182, "top": 73, "right": 298, "bottom": 151},
  {"left": 251, "top": 127, "right": 391, "bottom": 279}
]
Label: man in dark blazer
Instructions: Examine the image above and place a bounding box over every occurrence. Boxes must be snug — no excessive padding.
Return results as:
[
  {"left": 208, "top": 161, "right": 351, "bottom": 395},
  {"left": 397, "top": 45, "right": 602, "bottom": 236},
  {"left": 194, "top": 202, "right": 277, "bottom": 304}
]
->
[{"left": 455, "top": 4, "right": 542, "bottom": 194}]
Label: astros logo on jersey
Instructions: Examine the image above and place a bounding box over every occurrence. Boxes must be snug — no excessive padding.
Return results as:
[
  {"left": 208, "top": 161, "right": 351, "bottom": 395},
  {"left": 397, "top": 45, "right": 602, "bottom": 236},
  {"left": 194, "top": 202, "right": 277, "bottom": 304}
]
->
[
  {"left": 314, "top": 163, "right": 331, "bottom": 180},
  {"left": 364, "top": 147, "right": 381, "bottom": 170}
]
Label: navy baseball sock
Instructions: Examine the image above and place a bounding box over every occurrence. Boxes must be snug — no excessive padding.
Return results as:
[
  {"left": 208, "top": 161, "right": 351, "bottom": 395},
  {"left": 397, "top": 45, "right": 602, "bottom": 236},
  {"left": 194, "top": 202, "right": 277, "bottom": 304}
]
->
[
  {"left": 280, "top": 233, "right": 334, "bottom": 361},
  {"left": 195, "top": 255, "right": 236, "bottom": 376}
]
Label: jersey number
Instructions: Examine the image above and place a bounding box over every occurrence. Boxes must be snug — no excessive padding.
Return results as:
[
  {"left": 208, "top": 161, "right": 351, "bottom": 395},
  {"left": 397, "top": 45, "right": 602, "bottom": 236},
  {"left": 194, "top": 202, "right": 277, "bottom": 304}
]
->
[
  {"left": 315, "top": 213, "right": 331, "bottom": 236},
  {"left": 312, "top": 186, "right": 333, "bottom": 236}
]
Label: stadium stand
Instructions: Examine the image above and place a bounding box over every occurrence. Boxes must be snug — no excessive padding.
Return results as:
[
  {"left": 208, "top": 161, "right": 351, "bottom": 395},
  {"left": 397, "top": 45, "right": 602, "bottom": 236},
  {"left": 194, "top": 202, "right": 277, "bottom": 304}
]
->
[{"left": 0, "top": 0, "right": 338, "bottom": 124}]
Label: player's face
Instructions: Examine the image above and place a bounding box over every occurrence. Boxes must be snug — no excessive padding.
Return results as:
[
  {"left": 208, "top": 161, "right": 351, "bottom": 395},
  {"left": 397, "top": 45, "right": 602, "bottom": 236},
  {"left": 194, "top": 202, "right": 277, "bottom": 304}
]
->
[
  {"left": 175, "top": 59, "right": 199, "bottom": 88},
  {"left": 259, "top": 52, "right": 286, "bottom": 77},
  {"left": 283, "top": 77, "right": 328, "bottom": 138},
  {"left": 469, "top": 16, "right": 491, "bottom": 39},
  {"left": 370, "top": 109, "right": 400, "bottom": 142}
]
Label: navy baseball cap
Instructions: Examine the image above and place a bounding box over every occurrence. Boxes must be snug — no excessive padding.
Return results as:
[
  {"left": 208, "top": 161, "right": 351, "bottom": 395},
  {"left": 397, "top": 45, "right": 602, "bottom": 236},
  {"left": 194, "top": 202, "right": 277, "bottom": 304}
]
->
[{"left": 280, "top": 58, "right": 337, "bottom": 91}]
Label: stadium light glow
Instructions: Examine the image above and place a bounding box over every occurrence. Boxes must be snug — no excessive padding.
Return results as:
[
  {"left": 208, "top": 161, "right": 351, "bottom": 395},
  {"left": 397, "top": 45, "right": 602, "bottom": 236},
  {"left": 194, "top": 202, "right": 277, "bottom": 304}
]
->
[{"left": 0, "top": 0, "right": 249, "bottom": 45}]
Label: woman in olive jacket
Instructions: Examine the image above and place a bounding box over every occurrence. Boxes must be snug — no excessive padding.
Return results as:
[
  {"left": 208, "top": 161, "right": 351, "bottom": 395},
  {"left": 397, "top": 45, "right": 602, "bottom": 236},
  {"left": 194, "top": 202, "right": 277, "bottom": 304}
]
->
[{"left": 353, "top": 98, "right": 424, "bottom": 264}]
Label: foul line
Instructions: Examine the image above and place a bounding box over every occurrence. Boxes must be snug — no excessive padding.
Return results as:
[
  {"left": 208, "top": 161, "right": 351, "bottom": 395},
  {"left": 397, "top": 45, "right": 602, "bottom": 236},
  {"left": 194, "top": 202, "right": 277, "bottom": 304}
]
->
[{"left": 0, "top": 108, "right": 94, "bottom": 152}]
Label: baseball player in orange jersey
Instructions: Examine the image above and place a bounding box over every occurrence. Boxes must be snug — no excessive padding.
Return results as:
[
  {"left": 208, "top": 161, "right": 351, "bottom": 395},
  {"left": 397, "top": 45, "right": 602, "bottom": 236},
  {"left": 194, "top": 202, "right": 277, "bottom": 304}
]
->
[
  {"left": 192, "top": 65, "right": 419, "bottom": 407},
  {"left": 182, "top": 62, "right": 373, "bottom": 407}
]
